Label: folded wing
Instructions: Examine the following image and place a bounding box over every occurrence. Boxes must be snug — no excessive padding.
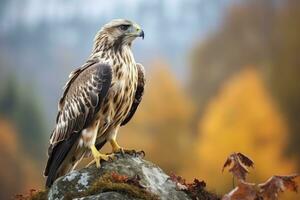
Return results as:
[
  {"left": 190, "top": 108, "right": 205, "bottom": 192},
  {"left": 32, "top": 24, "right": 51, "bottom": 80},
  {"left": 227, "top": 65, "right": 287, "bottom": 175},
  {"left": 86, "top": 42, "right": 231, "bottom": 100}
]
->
[{"left": 44, "top": 59, "right": 112, "bottom": 187}]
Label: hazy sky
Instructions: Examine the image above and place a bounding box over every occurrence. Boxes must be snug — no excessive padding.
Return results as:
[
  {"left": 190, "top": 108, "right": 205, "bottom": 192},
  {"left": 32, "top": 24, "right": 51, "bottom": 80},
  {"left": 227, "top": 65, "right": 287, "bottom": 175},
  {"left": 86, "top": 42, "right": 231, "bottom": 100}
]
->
[{"left": 0, "top": 0, "right": 239, "bottom": 121}]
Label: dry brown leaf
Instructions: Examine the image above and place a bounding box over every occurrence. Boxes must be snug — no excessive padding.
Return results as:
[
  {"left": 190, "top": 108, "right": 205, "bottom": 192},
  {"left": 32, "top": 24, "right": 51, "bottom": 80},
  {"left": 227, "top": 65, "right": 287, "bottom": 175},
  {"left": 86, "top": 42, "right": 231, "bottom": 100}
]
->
[
  {"left": 222, "top": 173, "right": 299, "bottom": 200},
  {"left": 237, "top": 152, "right": 254, "bottom": 167},
  {"left": 110, "top": 172, "right": 145, "bottom": 189},
  {"left": 169, "top": 173, "right": 188, "bottom": 190},
  {"left": 222, "top": 181, "right": 259, "bottom": 200},
  {"left": 258, "top": 174, "right": 299, "bottom": 200},
  {"left": 222, "top": 152, "right": 254, "bottom": 181},
  {"left": 222, "top": 153, "right": 299, "bottom": 200},
  {"left": 111, "top": 172, "right": 129, "bottom": 182}
]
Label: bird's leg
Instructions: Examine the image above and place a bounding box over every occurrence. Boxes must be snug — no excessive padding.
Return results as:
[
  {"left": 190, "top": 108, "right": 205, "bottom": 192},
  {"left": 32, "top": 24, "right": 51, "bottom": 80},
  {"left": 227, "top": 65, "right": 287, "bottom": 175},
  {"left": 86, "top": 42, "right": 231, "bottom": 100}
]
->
[
  {"left": 110, "top": 138, "right": 124, "bottom": 154},
  {"left": 107, "top": 128, "right": 144, "bottom": 157},
  {"left": 109, "top": 139, "right": 144, "bottom": 157},
  {"left": 89, "top": 145, "right": 109, "bottom": 168}
]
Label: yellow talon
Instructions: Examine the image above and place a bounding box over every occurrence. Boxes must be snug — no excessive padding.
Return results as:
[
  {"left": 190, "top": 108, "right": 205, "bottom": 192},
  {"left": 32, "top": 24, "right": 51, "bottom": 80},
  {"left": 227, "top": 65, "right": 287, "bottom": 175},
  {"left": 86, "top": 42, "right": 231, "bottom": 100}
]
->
[
  {"left": 110, "top": 139, "right": 122, "bottom": 153},
  {"left": 90, "top": 145, "right": 109, "bottom": 168},
  {"left": 109, "top": 139, "right": 139, "bottom": 156}
]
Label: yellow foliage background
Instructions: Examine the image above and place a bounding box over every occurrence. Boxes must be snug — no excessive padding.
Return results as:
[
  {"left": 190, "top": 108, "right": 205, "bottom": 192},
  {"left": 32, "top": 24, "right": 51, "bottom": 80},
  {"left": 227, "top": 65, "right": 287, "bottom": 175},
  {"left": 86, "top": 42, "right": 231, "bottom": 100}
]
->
[
  {"left": 0, "top": 119, "right": 42, "bottom": 199},
  {"left": 183, "top": 68, "right": 297, "bottom": 199},
  {"left": 1, "top": 1, "right": 300, "bottom": 199}
]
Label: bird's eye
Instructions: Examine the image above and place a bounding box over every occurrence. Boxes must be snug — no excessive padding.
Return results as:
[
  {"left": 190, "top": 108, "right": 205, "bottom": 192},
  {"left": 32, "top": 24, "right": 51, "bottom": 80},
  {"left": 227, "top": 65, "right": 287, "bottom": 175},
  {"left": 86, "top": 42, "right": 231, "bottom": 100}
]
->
[{"left": 119, "top": 25, "right": 130, "bottom": 31}]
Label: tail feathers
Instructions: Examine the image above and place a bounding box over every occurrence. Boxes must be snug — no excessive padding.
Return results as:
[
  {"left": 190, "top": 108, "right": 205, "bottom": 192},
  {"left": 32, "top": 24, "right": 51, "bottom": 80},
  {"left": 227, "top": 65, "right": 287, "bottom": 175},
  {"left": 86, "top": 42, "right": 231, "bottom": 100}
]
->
[{"left": 44, "top": 132, "right": 80, "bottom": 188}]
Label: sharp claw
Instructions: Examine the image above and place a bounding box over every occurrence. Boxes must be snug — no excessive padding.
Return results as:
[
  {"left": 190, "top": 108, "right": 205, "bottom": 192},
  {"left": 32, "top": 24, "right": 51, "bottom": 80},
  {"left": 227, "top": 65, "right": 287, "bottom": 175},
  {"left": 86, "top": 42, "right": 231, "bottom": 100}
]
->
[
  {"left": 102, "top": 155, "right": 109, "bottom": 161},
  {"left": 90, "top": 145, "right": 108, "bottom": 168},
  {"left": 120, "top": 148, "right": 125, "bottom": 156},
  {"left": 132, "top": 150, "right": 137, "bottom": 156},
  {"left": 95, "top": 159, "right": 100, "bottom": 168},
  {"left": 140, "top": 150, "right": 145, "bottom": 158},
  {"left": 90, "top": 151, "right": 110, "bottom": 168},
  {"left": 108, "top": 154, "right": 115, "bottom": 161}
]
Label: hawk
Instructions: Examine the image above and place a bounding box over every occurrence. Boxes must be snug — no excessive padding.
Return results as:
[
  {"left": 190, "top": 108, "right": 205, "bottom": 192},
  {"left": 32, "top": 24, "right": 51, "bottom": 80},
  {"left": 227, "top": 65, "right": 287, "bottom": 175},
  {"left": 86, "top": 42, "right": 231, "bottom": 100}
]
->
[{"left": 44, "top": 19, "right": 145, "bottom": 187}]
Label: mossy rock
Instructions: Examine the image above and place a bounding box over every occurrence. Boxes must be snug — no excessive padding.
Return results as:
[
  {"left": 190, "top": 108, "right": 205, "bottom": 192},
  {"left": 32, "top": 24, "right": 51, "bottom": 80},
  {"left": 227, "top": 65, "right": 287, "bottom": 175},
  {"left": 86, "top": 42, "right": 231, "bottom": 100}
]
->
[{"left": 47, "top": 153, "right": 210, "bottom": 200}]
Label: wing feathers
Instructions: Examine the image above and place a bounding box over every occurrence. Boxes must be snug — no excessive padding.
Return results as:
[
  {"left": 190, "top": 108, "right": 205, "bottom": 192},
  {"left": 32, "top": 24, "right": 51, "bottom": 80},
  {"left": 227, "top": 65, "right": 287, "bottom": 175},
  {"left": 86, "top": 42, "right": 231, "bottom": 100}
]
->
[
  {"left": 44, "top": 131, "right": 81, "bottom": 187},
  {"left": 45, "top": 61, "right": 112, "bottom": 186},
  {"left": 50, "top": 62, "right": 112, "bottom": 146}
]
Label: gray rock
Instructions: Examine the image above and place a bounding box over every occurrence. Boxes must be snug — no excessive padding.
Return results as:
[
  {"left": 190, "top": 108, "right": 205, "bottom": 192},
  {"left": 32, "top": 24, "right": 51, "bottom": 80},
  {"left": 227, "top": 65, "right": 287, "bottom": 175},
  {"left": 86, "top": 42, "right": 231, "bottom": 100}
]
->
[
  {"left": 48, "top": 153, "right": 191, "bottom": 200},
  {"left": 74, "top": 192, "right": 141, "bottom": 200}
]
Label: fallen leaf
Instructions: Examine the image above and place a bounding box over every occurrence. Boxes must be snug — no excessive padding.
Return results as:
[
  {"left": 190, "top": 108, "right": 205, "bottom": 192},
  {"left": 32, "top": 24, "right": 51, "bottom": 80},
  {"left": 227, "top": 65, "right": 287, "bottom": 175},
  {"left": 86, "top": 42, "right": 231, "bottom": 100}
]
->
[
  {"left": 237, "top": 153, "right": 254, "bottom": 168},
  {"left": 222, "top": 181, "right": 258, "bottom": 200},
  {"left": 169, "top": 173, "right": 188, "bottom": 190},
  {"left": 111, "top": 172, "right": 128, "bottom": 182},
  {"left": 222, "top": 152, "right": 254, "bottom": 181},
  {"left": 258, "top": 174, "right": 299, "bottom": 200},
  {"left": 110, "top": 172, "right": 145, "bottom": 189},
  {"left": 186, "top": 179, "right": 207, "bottom": 197}
]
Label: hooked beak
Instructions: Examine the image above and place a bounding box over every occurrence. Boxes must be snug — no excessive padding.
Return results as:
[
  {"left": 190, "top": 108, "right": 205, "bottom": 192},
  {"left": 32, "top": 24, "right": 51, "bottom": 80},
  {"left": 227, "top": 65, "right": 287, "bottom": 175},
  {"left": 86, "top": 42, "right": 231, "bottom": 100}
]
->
[
  {"left": 132, "top": 23, "right": 144, "bottom": 40},
  {"left": 139, "top": 30, "right": 145, "bottom": 39}
]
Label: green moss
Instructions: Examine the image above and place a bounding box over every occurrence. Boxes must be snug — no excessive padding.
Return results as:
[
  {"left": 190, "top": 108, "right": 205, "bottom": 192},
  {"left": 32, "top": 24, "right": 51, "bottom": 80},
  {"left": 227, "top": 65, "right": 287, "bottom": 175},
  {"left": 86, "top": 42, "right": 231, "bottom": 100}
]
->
[
  {"left": 87, "top": 178, "right": 158, "bottom": 199},
  {"left": 29, "top": 190, "right": 48, "bottom": 200},
  {"left": 65, "top": 173, "right": 158, "bottom": 200},
  {"left": 185, "top": 189, "right": 220, "bottom": 200}
]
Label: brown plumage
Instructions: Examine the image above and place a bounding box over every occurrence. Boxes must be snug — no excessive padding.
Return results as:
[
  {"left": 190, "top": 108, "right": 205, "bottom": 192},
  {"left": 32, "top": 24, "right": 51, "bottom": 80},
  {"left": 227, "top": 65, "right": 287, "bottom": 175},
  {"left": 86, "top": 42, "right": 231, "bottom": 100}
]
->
[{"left": 44, "top": 19, "right": 145, "bottom": 187}]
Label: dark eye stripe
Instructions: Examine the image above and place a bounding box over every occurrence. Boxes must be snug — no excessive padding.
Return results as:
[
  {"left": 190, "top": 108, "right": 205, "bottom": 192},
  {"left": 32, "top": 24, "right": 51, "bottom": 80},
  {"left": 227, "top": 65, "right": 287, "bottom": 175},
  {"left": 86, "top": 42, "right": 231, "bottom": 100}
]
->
[{"left": 119, "top": 25, "right": 130, "bottom": 31}]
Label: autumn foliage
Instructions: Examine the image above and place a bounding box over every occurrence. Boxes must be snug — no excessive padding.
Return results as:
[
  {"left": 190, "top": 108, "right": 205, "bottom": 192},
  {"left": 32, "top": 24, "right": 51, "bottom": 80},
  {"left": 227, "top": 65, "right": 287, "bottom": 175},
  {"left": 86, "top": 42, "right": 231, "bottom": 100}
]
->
[
  {"left": 169, "top": 173, "right": 219, "bottom": 200},
  {"left": 167, "top": 152, "right": 299, "bottom": 200},
  {"left": 185, "top": 68, "right": 297, "bottom": 199},
  {"left": 222, "top": 152, "right": 254, "bottom": 181},
  {"left": 117, "top": 60, "right": 194, "bottom": 173},
  {"left": 2, "top": 2, "right": 300, "bottom": 198},
  {"left": 0, "top": 119, "right": 42, "bottom": 199},
  {"left": 222, "top": 152, "right": 299, "bottom": 200}
]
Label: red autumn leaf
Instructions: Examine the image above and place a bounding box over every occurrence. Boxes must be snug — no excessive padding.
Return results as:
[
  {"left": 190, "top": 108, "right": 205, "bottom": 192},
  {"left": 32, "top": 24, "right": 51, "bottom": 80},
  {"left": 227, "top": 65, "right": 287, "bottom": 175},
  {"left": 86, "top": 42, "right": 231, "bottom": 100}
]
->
[
  {"left": 222, "top": 152, "right": 254, "bottom": 181},
  {"left": 169, "top": 173, "right": 208, "bottom": 198},
  {"left": 110, "top": 172, "right": 145, "bottom": 189},
  {"left": 111, "top": 172, "right": 128, "bottom": 182},
  {"left": 169, "top": 173, "right": 188, "bottom": 190},
  {"left": 258, "top": 174, "right": 299, "bottom": 200},
  {"left": 236, "top": 152, "right": 254, "bottom": 167},
  {"left": 186, "top": 179, "right": 206, "bottom": 195},
  {"left": 222, "top": 181, "right": 258, "bottom": 200}
]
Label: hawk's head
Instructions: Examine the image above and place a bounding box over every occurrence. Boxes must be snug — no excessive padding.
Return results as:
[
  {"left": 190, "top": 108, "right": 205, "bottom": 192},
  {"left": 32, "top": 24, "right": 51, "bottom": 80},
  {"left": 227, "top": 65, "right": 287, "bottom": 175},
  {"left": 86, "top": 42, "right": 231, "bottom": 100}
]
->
[{"left": 94, "top": 19, "right": 144, "bottom": 52}]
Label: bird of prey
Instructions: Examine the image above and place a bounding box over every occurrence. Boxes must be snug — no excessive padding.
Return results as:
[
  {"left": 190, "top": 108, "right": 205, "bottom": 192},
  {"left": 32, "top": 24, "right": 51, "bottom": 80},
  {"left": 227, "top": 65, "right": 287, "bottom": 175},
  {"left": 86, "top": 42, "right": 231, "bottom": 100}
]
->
[{"left": 44, "top": 19, "right": 145, "bottom": 187}]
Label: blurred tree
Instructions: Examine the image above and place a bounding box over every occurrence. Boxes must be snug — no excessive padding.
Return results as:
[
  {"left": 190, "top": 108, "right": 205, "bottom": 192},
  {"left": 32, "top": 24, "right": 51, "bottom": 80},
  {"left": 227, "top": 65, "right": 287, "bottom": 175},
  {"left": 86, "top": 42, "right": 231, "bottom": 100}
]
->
[
  {"left": 189, "top": 0, "right": 300, "bottom": 166},
  {"left": 0, "top": 74, "right": 47, "bottom": 160},
  {"left": 0, "top": 118, "right": 42, "bottom": 199},
  {"left": 269, "top": 0, "right": 300, "bottom": 158},
  {"left": 185, "top": 68, "right": 297, "bottom": 199},
  {"left": 119, "top": 60, "right": 195, "bottom": 173},
  {"left": 0, "top": 75, "right": 19, "bottom": 116},
  {"left": 189, "top": 0, "right": 275, "bottom": 116}
]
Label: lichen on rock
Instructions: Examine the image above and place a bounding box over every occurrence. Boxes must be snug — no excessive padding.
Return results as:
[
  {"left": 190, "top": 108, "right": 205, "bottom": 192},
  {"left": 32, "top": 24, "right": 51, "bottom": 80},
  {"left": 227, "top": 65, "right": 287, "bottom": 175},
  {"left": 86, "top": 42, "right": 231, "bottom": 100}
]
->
[{"left": 45, "top": 153, "right": 217, "bottom": 200}]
